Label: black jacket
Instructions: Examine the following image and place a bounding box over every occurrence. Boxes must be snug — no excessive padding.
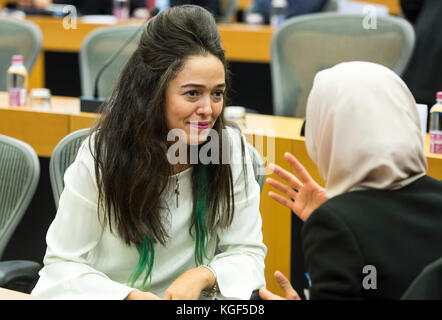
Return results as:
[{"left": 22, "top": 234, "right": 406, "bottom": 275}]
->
[{"left": 301, "top": 175, "right": 442, "bottom": 299}]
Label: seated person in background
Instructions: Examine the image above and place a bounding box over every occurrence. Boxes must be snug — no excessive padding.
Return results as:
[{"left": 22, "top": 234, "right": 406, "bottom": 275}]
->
[
  {"left": 49, "top": 0, "right": 146, "bottom": 15},
  {"left": 260, "top": 61, "right": 442, "bottom": 300},
  {"left": 249, "top": 0, "right": 327, "bottom": 24},
  {"left": 15, "top": 0, "right": 51, "bottom": 9},
  {"left": 400, "top": 0, "right": 442, "bottom": 119},
  {"left": 31, "top": 5, "right": 266, "bottom": 300}
]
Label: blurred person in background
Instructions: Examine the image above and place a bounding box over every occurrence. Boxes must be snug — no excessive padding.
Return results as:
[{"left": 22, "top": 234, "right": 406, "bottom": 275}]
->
[
  {"left": 248, "top": 0, "right": 327, "bottom": 25},
  {"left": 401, "top": 0, "right": 442, "bottom": 117}
]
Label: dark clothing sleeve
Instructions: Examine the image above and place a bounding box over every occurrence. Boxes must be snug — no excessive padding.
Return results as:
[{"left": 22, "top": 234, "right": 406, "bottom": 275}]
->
[
  {"left": 251, "top": 0, "right": 327, "bottom": 24},
  {"left": 53, "top": 0, "right": 143, "bottom": 15},
  {"left": 400, "top": 0, "right": 424, "bottom": 23},
  {"left": 301, "top": 204, "right": 366, "bottom": 300}
]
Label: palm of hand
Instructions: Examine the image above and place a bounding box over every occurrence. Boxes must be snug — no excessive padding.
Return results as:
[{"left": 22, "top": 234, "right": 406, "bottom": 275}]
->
[
  {"left": 291, "top": 180, "right": 327, "bottom": 221},
  {"left": 267, "top": 152, "right": 328, "bottom": 222}
]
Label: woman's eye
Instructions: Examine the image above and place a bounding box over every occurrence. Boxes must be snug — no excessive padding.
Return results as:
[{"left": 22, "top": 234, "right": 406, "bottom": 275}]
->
[
  {"left": 213, "top": 91, "right": 224, "bottom": 99},
  {"left": 185, "top": 90, "right": 198, "bottom": 99}
]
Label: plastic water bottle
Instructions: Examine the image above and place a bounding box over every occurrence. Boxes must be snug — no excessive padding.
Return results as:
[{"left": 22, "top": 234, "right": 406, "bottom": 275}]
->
[
  {"left": 270, "top": 0, "right": 288, "bottom": 28},
  {"left": 113, "top": 0, "right": 130, "bottom": 20},
  {"left": 7, "top": 55, "right": 28, "bottom": 107},
  {"left": 429, "top": 91, "right": 442, "bottom": 154}
]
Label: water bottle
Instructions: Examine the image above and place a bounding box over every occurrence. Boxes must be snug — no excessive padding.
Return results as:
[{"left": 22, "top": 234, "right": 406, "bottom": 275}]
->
[
  {"left": 270, "top": 0, "right": 288, "bottom": 28},
  {"left": 7, "top": 55, "right": 28, "bottom": 107},
  {"left": 429, "top": 91, "right": 442, "bottom": 154},
  {"left": 113, "top": 0, "right": 130, "bottom": 20}
]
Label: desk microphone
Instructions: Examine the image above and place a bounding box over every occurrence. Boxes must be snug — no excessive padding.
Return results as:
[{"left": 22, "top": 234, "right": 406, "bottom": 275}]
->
[
  {"left": 300, "top": 119, "right": 306, "bottom": 137},
  {"left": 80, "top": 7, "right": 160, "bottom": 113}
]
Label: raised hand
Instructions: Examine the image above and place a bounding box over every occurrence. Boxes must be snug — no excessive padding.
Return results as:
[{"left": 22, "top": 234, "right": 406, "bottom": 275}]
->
[
  {"left": 266, "top": 152, "right": 328, "bottom": 222},
  {"left": 259, "top": 271, "right": 301, "bottom": 300}
]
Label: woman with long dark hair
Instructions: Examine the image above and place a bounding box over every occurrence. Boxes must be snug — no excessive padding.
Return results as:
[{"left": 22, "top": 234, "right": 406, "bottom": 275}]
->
[{"left": 31, "top": 5, "right": 266, "bottom": 300}]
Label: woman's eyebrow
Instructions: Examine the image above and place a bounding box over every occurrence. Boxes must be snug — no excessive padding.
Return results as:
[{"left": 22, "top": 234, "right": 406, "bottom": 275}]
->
[{"left": 180, "top": 83, "right": 226, "bottom": 88}]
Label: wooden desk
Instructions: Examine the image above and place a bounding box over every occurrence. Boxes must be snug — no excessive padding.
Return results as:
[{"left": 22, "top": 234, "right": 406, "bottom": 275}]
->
[{"left": 2, "top": 92, "right": 441, "bottom": 297}]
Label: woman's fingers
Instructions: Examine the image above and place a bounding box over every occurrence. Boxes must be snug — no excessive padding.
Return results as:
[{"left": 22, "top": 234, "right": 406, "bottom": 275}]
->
[
  {"left": 268, "top": 191, "right": 295, "bottom": 210},
  {"left": 284, "top": 152, "right": 313, "bottom": 184},
  {"left": 266, "top": 178, "right": 298, "bottom": 199},
  {"left": 274, "top": 271, "right": 301, "bottom": 300},
  {"left": 268, "top": 163, "right": 303, "bottom": 190},
  {"left": 259, "top": 287, "right": 285, "bottom": 300}
]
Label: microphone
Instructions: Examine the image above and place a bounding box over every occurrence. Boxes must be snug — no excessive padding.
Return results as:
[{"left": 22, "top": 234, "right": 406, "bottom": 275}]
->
[
  {"left": 80, "top": 8, "right": 159, "bottom": 113},
  {"left": 300, "top": 119, "right": 306, "bottom": 137}
]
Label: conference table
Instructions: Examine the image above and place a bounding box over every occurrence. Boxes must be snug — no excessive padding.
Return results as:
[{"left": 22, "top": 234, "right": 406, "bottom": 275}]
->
[{"left": 1, "top": 92, "right": 441, "bottom": 296}]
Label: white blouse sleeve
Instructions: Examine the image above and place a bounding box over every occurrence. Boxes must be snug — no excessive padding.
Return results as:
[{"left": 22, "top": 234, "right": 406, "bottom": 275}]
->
[
  {"left": 210, "top": 128, "right": 267, "bottom": 300},
  {"left": 31, "top": 139, "right": 134, "bottom": 300}
]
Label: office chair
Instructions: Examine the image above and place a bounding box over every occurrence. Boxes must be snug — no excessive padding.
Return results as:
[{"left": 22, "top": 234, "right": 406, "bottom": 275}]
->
[
  {"left": 0, "top": 17, "right": 42, "bottom": 91},
  {"left": 217, "top": 0, "right": 239, "bottom": 23},
  {"left": 79, "top": 25, "right": 142, "bottom": 99},
  {"left": 0, "top": 134, "right": 41, "bottom": 293},
  {"left": 401, "top": 256, "right": 442, "bottom": 300},
  {"left": 271, "top": 12, "right": 415, "bottom": 118},
  {"left": 246, "top": 143, "right": 265, "bottom": 191},
  {"left": 49, "top": 128, "right": 90, "bottom": 209}
]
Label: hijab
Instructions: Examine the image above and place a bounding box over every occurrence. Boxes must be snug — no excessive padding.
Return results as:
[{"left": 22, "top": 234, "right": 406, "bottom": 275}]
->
[{"left": 305, "top": 61, "right": 427, "bottom": 199}]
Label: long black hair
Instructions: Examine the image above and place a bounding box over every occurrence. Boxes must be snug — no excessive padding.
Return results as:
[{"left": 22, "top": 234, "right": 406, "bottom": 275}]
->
[{"left": 89, "top": 5, "right": 246, "bottom": 286}]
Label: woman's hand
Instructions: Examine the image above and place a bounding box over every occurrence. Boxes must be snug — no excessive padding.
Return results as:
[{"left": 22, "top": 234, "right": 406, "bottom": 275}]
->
[
  {"left": 259, "top": 271, "right": 301, "bottom": 300},
  {"left": 125, "top": 289, "right": 161, "bottom": 300},
  {"left": 267, "top": 152, "right": 328, "bottom": 222},
  {"left": 163, "top": 266, "right": 215, "bottom": 300}
]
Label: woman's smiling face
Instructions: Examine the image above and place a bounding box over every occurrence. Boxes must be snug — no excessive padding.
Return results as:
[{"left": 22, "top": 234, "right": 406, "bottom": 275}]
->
[{"left": 165, "top": 54, "right": 226, "bottom": 145}]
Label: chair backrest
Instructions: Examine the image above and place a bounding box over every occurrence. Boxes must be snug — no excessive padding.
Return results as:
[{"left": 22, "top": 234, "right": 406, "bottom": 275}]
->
[
  {"left": 79, "top": 25, "right": 142, "bottom": 98},
  {"left": 246, "top": 142, "right": 265, "bottom": 191},
  {"left": 271, "top": 12, "right": 415, "bottom": 118},
  {"left": 49, "top": 128, "right": 90, "bottom": 208},
  {"left": 0, "top": 17, "right": 42, "bottom": 91},
  {"left": 217, "top": 0, "right": 238, "bottom": 23},
  {"left": 0, "top": 135, "right": 40, "bottom": 259}
]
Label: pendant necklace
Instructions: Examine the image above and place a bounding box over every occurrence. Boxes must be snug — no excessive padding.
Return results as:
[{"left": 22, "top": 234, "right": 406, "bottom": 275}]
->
[{"left": 175, "top": 174, "right": 180, "bottom": 208}]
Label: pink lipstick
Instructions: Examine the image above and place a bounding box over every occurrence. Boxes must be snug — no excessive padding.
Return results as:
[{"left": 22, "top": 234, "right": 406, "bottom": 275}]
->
[{"left": 189, "top": 121, "right": 211, "bottom": 130}]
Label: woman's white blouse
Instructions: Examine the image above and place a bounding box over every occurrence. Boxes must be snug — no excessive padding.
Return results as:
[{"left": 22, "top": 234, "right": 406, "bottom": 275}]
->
[{"left": 31, "top": 127, "right": 267, "bottom": 300}]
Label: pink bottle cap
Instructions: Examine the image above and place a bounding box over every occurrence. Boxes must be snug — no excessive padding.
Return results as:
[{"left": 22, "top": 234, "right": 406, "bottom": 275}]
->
[
  {"left": 437, "top": 91, "right": 442, "bottom": 100},
  {"left": 12, "top": 55, "right": 23, "bottom": 62}
]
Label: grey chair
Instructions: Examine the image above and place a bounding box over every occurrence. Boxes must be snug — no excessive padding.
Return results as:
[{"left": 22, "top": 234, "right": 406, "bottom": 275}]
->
[
  {"left": 0, "top": 134, "right": 41, "bottom": 293},
  {"left": 246, "top": 142, "right": 265, "bottom": 191},
  {"left": 49, "top": 128, "right": 90, "bottom": 209},
  {"left": 217, "top": 0, "right": 239, "bottom": 23},
  {"left": 79, "top": 25, "right": 142, "bottom": 99},
  {"left": 271, "top": 12, "right": 415, "bottom": 118},
  {"left": 0, "top": 17, "right": 42, "bottom": 91}
]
